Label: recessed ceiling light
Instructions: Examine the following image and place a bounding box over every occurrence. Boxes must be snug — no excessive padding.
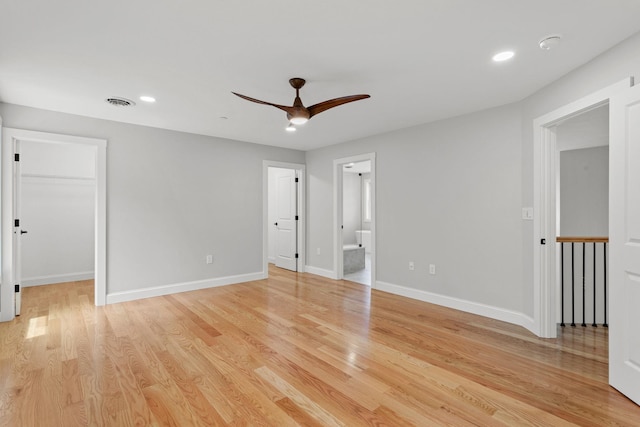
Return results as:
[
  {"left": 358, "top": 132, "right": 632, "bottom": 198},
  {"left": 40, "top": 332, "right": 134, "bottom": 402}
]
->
[
  {"left": 492, "top": 51, "right": 515, "bottom": 62},
  {"left": 539, "top": 35, "right": 562, "bottom": 50},
  {"left": 139, "top": 95, "right": 156, "bottom": 103},
  {"left": 285, "top": 123, "right": 296, "bottom": 132}
]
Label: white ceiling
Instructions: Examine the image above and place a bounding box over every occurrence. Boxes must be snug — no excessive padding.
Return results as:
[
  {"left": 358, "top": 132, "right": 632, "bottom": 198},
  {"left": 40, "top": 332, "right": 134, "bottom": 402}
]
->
[{"left": 1, "top": 1, "right": 639, "bottom": 151}]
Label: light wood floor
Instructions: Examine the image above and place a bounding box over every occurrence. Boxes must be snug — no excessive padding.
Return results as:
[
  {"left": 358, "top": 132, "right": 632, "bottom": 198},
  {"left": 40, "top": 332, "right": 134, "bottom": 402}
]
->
[{"left": 1, "top": 266, "right": 639, "bottom": 426}]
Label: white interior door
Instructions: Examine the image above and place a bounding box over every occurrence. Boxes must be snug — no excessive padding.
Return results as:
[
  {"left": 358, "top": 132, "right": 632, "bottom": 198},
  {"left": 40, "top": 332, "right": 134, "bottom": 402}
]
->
[
  {"left": 609, "top": 83, "right": 640, "bottom": 405},
  {"left": 275, "top": 169, "right": 297, "bottom": 271},
  {"left": 12, "top": 141, "right": 23, "bottom": 316}
]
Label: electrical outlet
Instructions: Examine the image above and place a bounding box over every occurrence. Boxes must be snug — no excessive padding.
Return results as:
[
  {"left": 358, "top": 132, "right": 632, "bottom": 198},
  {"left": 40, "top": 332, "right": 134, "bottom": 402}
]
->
[
  {"left": 206, "top": 255, "right": 213, "bottom": 264},
  {"left": 429, "top": 264, "right": 436, "bottom": 275},
  {"left": 409, "top": 261, "right": 415, "bottom": 271}
]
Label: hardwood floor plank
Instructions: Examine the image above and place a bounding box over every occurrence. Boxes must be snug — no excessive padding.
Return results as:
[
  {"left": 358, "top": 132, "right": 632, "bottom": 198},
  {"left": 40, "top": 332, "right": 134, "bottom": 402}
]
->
[
  {"left": 1, "top": 268, "right": 639, "bottom": 426},
  {"left": 255, "top": 365, "right": 344, "bottom": 427},
  {"left": 61, "top": 359, "right": 83, "bottom": 406},
  {"left": 155, "top": 349, "right": 226, "bottom": 426}
]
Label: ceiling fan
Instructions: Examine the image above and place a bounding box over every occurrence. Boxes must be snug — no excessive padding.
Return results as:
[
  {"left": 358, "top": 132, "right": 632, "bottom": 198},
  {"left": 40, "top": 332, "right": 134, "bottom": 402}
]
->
[{"left": 232, "top": 78, "right": 370, "bottom": 127}]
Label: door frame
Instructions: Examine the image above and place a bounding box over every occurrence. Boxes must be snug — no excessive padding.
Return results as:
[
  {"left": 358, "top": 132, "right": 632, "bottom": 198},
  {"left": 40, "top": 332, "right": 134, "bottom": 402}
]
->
[
  {"left": 532, "top": 77, "right": 632, "bottom": 338},
  {"left": 262, "top": 160, "right": 305, "bottom": 276},
  {"left": 1, "top": 128, "right": 107, "bottom": 321},
  {"left": 333, "top": 152, "right": 376, "bottom": 285}
]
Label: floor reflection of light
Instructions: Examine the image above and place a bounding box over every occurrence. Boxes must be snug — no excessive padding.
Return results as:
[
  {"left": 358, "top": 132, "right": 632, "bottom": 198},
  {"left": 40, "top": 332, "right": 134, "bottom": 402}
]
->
[{"left": 25, "top": 316, "right": 47, "bottom": 339}]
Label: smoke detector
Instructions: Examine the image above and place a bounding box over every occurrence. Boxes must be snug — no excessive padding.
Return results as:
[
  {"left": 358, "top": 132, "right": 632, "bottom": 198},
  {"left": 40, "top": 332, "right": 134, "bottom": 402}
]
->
[
  {"left": 105, "top": 97, "right": 136, "bottom": 107},
  {"left": 539, "top": 35, "right": 562, "bottom": 50}
]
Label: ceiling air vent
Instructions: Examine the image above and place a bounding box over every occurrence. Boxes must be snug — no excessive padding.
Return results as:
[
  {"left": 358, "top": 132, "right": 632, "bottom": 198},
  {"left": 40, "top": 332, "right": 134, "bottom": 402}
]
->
[{"left": 105, "top": 97, "right": 135, "bottom": 107}]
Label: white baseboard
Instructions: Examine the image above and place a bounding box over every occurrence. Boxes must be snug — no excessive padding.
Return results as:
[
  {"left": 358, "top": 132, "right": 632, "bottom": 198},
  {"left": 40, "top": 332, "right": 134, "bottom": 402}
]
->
[
  {"left": 22, "top": 271, "right": 94, "bottom": 287},
  {"left": 304, "top": 265, "right": 338, "bottom": 280},
  {"left": 106, "top": 271, "right": 264, "bottom": 305},
  {"left": 376, "top": 280, "right": 534, "bottom": 331}
]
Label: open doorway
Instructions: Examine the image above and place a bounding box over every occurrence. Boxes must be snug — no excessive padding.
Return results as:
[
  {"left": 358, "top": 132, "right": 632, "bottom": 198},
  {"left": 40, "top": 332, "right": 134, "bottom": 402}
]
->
[
  {"left": 532, "top": 78, "right": 631, "bottom": 339},
  {"left": 19, "top": 141, "right": 96, "bottom": 290},
  {"left": 333, "top": 153, "right": 376, "bottom": 287},
  {"left": 1, "top": 128, "right": 107, "bottom": 322},
  {"left": 263, "top": 161, "right": 305, "bottom": 276},
  {"left": 555, "top": 106, "right": 609, "bottom": 329},
  {"left": 341, "top": 160, "right": 372, "bottom": 286}
]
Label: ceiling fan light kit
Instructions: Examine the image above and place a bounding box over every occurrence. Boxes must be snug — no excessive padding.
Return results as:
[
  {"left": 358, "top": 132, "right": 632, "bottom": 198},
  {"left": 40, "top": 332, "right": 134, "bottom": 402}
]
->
[{"left": 232, "top": 78, "right": 370, "bottom": 128}]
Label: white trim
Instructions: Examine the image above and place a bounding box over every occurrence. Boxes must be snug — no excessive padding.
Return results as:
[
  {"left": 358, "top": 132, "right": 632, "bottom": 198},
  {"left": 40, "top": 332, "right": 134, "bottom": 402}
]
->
[
  {"left": 377, "top": 280, "right": 536, "bottom": 333},
  {"left": 22, "top": 271, "right": 94, "bottom": 287},
  {"left": 532, "top": 77, "right": 632, "bottom": 338},
  {"left": 304, "top": 265, "right": 338, "bottom": 280},
  {"left": 263, "top": 160, "right": 306, "bottom": 276},
  {"left": 106, "top": 272, "right": 263, "bottom": 304},
  {"left": 333, "top": 153, "right": 376, "bottom": 287},
  {"left": 22, "top": 174, "right": 96, "bottom": 182},
  {"left": 1, "top": 128, "right": 107, "bottom": 322}
]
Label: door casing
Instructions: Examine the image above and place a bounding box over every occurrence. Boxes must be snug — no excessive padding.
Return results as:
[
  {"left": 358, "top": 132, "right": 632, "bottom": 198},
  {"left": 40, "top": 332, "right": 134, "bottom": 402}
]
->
[
  {"left": 262, "top": 160, "right": 305, "bottom": 276},
  {"left": 333, "top": 152, "right": 376, "bottom": 285},
  {"left": 532, "top": 77, "right": 632, "bottom": 338},
  {"left": 1, "top": 128, "right": 107, "bottom": 322},
  {"left": 274, "top": 168, "right": 298, "bottom": 271}
]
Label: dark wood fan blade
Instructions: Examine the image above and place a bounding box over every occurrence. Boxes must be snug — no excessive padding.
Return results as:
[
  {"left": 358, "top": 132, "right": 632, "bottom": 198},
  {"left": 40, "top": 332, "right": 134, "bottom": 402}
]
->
[
  {"left": 307, "top": 94, "right": 370, "bottom": 118},
  {"left": 232, "top": 92, "right": 294, "bottom": 114}
]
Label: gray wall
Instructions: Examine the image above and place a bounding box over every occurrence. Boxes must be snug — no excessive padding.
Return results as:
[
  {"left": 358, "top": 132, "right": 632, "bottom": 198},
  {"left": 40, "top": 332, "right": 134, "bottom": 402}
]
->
[
  {"left": 0, "top": 103, "right": 305, "bottom": 296},
  {"left": 560, "top": 147, "right": 609, "bottom": 237},
  {"left": 306, "top": 103, "right": 523, "bottom": 312}
]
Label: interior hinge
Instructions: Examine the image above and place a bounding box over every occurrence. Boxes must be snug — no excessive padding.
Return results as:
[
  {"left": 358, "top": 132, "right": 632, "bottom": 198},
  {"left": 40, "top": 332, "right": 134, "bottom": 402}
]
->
[
  {"left": 541, "top": 238, "right": 546, "bottom": 245},
  {"left": 295, "top": 253, "right": 299, "bottom": 259},
  {"left": 295, "top": 177, "right": 299, "bottom": 183},
  {"left": 14, "top": 153, "right": 20, "bottom": 162},
  {"left": 14, "top": 219, "right": 20, "bottom": 227},
  {"left": 295, "top": 215, "right": 299, "bottom": 221},
  {"left": 15, "top": 284, "right": 20, "bottom": 292}
]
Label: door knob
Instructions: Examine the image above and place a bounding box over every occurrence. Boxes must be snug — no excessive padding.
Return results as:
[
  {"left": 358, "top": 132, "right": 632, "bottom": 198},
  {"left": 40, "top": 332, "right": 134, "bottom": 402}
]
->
[
  {"left": 20, "top": 230, "right": 28, "bottom": 235},
  {"left": 274, "top": 222, "right": 278, "bottom": 226}
]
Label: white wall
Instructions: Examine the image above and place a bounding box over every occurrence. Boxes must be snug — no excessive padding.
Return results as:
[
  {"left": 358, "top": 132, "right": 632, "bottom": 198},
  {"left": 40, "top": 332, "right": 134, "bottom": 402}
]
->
[
  {"left": 21, "top": 140, "right": 96, "bottom": 286},
  {"left": 0, "top": 103, "right": 305, "bottom": 301}
]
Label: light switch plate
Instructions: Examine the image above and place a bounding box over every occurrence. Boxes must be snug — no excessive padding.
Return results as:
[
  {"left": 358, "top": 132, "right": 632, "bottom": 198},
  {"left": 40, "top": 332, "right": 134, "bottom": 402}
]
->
[{"left": 522, "top": 207, "right": 534, "bottom": 220}]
